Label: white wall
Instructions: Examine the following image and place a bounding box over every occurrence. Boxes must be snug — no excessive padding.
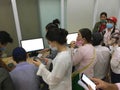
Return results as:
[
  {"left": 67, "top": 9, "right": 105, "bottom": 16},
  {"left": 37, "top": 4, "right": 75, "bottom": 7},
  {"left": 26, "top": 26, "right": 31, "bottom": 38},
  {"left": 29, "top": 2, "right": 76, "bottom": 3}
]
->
[
  {"left": 67, "top": 0, "right": 94, "bottom": 32},
  {"left": 96, "top": 0, "right": 120, "bottom": 21},
  {"left": 66, "top": 0, "right": 120, "bottom": 32}
]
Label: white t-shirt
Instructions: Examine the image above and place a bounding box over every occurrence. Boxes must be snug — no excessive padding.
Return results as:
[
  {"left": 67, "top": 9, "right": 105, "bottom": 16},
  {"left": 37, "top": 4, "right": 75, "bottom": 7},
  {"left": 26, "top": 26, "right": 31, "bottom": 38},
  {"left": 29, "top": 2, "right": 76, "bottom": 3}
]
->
[
  {"left": 94, "top": 45, "right": 111, "bottom": 79},
  {"left": 111, "top": 47, "right": 120, "bottom": 74},
  {"left": 37, "top": 48, "right": 72, "bottom": 90}
]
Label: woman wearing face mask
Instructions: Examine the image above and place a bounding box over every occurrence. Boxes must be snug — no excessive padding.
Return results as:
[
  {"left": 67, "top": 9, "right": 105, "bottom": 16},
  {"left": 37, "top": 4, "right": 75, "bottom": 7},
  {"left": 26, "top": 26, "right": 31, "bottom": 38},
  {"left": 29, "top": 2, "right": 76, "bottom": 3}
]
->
[
  {"left": 75, "top": 34, "right": 84, "bottom": 47},
  {"left": 72, "top": 28, "right": 97, "bottom": 90},
  {"left": 108, "top": 33, "right": 120, "bottom": 54},
  {"left": 72, "top": 28, "right": 96, "bottom": 77},
  {"left": 109, "top": 33, "right": 120, "bottom": 83},
  {"left": 70, "top": 34, "right": 84, "bottom": 48},
  {"left": 40, "top": 19, "right": 60, "bottom": 60},
  {"left": 32, "top": 28, "right": 73, "bottom": 90},
  {"left": 110, "top": 45, "right": 120, "bottom": 83},
  {"left": 102, "top": 16, "right": 120, "bottom": 46},
  {"left": 37, "top": 19, "right": 60, "bottom": 90}
]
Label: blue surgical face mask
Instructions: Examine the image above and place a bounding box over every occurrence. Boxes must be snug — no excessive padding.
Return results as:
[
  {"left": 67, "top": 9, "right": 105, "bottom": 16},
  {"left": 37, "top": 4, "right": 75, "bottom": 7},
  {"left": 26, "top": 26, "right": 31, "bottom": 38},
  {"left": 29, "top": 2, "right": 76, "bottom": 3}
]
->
[
  {"left": 0, "top": 47, "right": 6, "bottom": 51},
  {"left": 106, "top": 23, "right": 113, "bottom": 29},
  {"left": 49, "top": 45, "right": 57, "bottom": 51}
]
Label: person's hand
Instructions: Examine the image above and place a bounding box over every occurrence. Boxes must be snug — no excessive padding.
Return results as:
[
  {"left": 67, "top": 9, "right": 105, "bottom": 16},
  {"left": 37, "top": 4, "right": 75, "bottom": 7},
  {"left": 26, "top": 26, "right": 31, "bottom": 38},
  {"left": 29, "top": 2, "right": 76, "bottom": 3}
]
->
[
  {"left": 70, "top": 41, "right": 76, "bottom": 48},
  {"left": 39, "top": 57, "right": 49, "bottom": 64},
  {"left": 88, "top": 85, "right": 93, "bottom": 90},
  {"left": 32, "top": 59, "right": 41, "bottom": 67},
  {"left": 38, "top": 48, "right": 50, "bottom": 54},
  {"left": 90, "top": 78, "right": 119, "bottom": 90},
  {"left": 91, "top": 78, "right": 109, "bottom": 90}
]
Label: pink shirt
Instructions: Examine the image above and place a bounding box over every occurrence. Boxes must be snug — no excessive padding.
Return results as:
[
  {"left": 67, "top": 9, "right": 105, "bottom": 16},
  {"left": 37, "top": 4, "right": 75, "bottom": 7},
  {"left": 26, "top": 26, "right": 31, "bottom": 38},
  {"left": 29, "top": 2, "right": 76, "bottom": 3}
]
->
[
  {"left": 72, "top": 44, "right": 96, "bottom": 77},
  {"left": 104, "top": 28, "right": 119, "bottom": 45},
  {"left": 116, "top": 83, "right": 120, "bottom": 90}
]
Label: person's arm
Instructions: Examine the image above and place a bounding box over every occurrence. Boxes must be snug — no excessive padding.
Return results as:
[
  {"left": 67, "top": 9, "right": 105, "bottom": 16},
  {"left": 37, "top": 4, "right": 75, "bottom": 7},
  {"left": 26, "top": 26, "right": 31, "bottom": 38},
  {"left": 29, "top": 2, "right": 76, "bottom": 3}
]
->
[
  {"left": 111, "top": 48, "right": 120, "bottom": 68},
  {"left": 88, "top": 85, "right": 93, "bottom": 90},
  {"left": 93, "top": 22, "right": 100, "bottom": 33},
  {"left": 116, "top": 83, "right": 120, "bottom": 90},
  {"left": 46, "top": 50, "right": 58, "bottom": 59},
  {"left": 0, "top": 59, "right": 11, "bottom": 71},
  {"left": 33, "top": 54, "right": 71, "bottom": 85},
  {"left": 72, "top": 47, "right": 83, "bottom": 66},
  {"left": 106, "top": 83, "right": 118, "bottom": 90},
  {"left": 45, "top": 58, "right": 52, "bottom": 70},
  {"left": 91, "top": 78, "right": 118, "bottom": 90},
  {"left": 1, "top": 68, "right": 15, "bottom": 90}
]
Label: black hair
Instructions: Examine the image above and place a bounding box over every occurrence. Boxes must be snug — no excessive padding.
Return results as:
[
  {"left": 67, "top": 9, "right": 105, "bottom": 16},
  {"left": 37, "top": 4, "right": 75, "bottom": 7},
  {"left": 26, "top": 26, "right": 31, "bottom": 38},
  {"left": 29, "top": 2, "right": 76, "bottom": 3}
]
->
[
  {"left": 0, "top": 31, "right": 13, "bottom": 45},
  {"left": 46, "top": 28, "right": 68, "bottom": 45},
  {"left": 111, "top": 26, "right": 116, "bottom": 34},
  {"left": 92, "top": 32, "right": 103, "bottom": 46},
  {"left": 12, "top": 47, "right": 27, "bottom": 63},
  {"left": 45, "top": 19, "right": 60, "bottom": 30},
  {"left": 100, "top": 12, "right": 107, "bottom": 17},
  {"left": 53, "top": 19, "right": 60, "bottom": 26},
  {"left": 79, "top": 28, "right": 92, "bottom": 43}
]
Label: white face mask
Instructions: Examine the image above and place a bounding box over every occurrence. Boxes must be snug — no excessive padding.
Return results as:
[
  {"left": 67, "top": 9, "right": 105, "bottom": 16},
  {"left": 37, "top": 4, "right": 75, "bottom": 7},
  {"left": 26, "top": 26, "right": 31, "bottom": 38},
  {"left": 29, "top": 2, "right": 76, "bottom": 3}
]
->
[{"left": 49, "top": 45, "right": 57, "bottom": 51}]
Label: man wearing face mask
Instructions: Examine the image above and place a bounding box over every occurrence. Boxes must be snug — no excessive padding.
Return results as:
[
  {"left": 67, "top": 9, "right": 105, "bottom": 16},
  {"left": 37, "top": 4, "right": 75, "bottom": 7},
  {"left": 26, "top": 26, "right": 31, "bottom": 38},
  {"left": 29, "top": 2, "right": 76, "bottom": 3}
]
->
[
  {"left": 0, "top": 31, "right": 13, "bottom": 54},
  {"left": 0, "top": 31, "right": 15, "bottom": 90},
  {"left": 93, "top": 12, "right": 107, "bottom": 33},
  {"left": 0, "top": 31, "right": 13, "bottom": 53},
  {"left": 102, "top": 16, "right": 120, "bottom": 46},
  {"left": 0, "top": 31, "right": 13, "bottom": 71}
]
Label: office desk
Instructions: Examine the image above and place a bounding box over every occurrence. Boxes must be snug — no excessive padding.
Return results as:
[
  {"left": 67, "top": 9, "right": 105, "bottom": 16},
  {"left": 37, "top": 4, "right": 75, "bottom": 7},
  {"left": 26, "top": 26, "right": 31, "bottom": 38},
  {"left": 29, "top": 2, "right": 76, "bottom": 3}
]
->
[
  {"left": 2, "top": 57, "right": 16, "bottom": 65},
  {"left": 2, "top": 51, "right": 50, "bottom": 66},
  {"left": 2, "top": 56, "right": 34, "bottom": 65}
]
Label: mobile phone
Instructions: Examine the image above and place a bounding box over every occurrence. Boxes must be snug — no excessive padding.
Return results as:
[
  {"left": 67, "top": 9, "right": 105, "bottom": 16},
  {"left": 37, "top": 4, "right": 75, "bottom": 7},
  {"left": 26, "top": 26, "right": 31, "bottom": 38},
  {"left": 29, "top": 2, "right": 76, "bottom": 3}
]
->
[
  {"left": 81, "top": 73, "right": 96, "bottom": 90},
  {"left": 33, "top": 56, "right": 40, "bottom": 61},
  {"left": 33, "top": 56, "right": 46, "bottom": 65},
  {"left": 37, "top": 53, "right": 42, "bottom": 58}
]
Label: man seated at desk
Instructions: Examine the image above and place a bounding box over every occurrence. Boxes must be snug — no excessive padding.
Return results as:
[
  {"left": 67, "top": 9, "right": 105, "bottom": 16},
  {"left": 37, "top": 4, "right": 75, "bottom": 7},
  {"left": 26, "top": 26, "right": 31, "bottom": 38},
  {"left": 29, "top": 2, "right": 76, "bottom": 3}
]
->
[{"left": 10, "top": 47, "right": 41, "bottom": 90}]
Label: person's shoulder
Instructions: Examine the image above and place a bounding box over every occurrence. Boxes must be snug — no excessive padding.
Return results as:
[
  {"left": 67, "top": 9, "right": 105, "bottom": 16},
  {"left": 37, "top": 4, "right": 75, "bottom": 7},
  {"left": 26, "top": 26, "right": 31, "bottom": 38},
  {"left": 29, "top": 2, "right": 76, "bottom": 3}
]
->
[
  {"left": 76, "top": 45, "right": 93, "bottom": 54},
  {"left": 83, "top": 44, "right": 94, "bottom": 48},
  {"left": 116, "top": 47, "right": 120, "bottom": 51},
  {"left": 21, "top": 62, "right": 38, "bottom": 70},
  {"left": 0, "top": 68, "right": 9, "bottom": 78},
  {"left": 56, "top": 50, "right": 71, "bottom": 60},
  {"left": 116, "top": 83, "right": 120, "bottom": 89},
  {"left": 101, "top": 47, "right": 110, "bottom": 55},
  {"left": 58, "top": 50, "right": 70, "bottom": 57},
  {"left": 0, "top": 68, "right": 8, "bottom": 73},
  {"left": 76, "top": 45, "right": 88, "bottom": 51},
  {"left": 101, "top": 46, "right": 110, "bottom": 50},
  {"left": 115, "top": 28, "right": 120, "bottom": 33},
  {"left": 95, "top": 21, "right": 101, "bottom": 25},
  {"left": 25, "top": 63, "right": 38, "bottom": 71}
]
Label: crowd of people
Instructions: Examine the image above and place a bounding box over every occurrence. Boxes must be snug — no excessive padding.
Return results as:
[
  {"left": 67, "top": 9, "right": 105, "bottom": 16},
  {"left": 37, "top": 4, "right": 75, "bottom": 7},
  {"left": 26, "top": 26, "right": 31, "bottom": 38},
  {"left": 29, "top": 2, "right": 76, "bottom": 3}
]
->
[{"left": 0, "top": 12, "right": 120, "bottom": 90}]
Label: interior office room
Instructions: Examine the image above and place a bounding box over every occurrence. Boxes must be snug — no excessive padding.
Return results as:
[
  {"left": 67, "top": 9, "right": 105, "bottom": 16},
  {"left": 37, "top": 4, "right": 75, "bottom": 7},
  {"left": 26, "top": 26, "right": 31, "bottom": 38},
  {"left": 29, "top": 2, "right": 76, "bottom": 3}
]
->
[
  {"left": 1, "top": 0, "right": 120, "bottom": 90},
  {"left": 0, "top": 0, "right": 120, "bottom": 56}
]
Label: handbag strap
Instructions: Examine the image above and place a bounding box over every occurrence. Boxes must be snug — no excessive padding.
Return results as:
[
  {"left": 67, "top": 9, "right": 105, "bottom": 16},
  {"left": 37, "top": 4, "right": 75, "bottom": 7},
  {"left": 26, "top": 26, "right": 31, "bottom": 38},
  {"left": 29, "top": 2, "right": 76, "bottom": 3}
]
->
[{"left": 72, "top": 48, "right": 96, "bottom": 78}]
